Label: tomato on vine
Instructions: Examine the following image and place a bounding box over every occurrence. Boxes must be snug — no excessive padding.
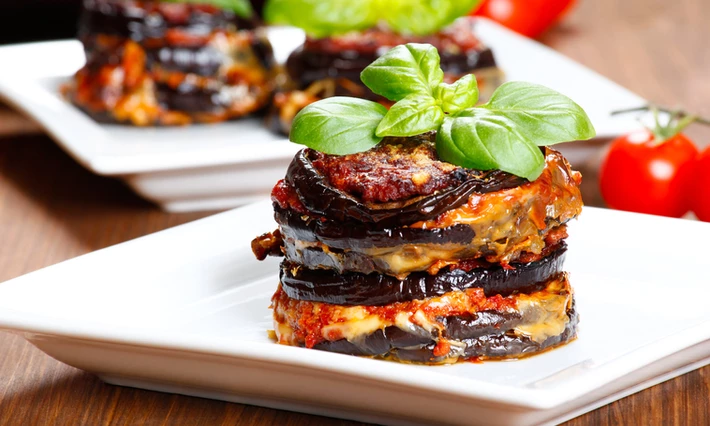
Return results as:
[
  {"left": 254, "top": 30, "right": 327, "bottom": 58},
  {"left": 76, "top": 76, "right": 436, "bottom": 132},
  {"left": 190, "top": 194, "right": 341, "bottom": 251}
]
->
[{"left": 599, "top": 108, "right": 701, "bottom": 218}]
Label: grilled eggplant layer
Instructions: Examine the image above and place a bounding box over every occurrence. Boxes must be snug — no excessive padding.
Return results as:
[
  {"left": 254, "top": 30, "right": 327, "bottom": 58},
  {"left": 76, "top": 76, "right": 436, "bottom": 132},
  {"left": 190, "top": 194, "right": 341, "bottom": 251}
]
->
[
  {"left": 277, "top": 144, "right": 580, "bottom": 227},
  {"left": 282, "top": 141, "right": 528, "bottom": 227},
  {"left": 314, "top": 306, "right": 578, "bottom": 364},
  {"left": 279, "top": 244, "right": 566, "bottom": 305},
  {"left": 279, "top": 225, "right": 567, "bottom": 276},
  {"left": 272, "top": 273, "right": 576, "bottom": 364},
  {"left": 264, "top": 146, "right": 581, "bottom": 275}
]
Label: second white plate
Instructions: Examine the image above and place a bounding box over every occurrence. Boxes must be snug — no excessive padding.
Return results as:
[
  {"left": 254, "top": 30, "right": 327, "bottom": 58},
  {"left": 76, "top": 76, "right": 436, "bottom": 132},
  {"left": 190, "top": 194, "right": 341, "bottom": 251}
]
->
[{"left": 0, "top": 19, "right": 645, "bottom": 211}]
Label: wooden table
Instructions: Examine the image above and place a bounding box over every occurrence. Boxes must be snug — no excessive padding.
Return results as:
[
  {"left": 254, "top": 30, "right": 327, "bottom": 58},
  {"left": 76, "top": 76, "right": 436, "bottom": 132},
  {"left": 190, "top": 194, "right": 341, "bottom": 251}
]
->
[{"left": 1, "top": 0, "right": 709, "bottom": 424}]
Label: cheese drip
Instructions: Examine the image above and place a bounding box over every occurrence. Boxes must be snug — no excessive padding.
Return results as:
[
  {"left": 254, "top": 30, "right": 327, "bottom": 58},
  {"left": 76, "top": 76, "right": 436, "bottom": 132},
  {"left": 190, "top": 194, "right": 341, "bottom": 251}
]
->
[{"left": 272, "top": 274, "right": 572, "bottom": 355}]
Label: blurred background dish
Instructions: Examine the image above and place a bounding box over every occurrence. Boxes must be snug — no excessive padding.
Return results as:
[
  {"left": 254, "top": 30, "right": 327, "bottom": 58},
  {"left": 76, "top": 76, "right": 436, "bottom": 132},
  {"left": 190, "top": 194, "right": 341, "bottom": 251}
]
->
[
  {"left": 267, "top": 18, "right": 504, "bottom": 135},
  {"left": 0, "top": 18, "right": 644, "bottom": 212},
  {"left": 65, "top": 0, "right": 276, "bottom": 126}
]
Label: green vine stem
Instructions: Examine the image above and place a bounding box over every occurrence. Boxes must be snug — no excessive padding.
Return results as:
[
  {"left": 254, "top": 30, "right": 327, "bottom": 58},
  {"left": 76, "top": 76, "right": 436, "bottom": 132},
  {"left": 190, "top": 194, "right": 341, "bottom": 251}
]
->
[{"left": 611, "top": 104, "right": 710, "bottom": 144}]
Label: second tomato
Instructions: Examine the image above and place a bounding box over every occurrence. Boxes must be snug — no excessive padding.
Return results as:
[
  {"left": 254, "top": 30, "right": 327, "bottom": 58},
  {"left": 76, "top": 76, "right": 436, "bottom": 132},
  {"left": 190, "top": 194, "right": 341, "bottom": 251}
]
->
[
  {"left": 691, "top": 146, "right": 710, "bottom": 222},
  {"left": 473, "top": 0, "right": 576, "bottom": 38}
]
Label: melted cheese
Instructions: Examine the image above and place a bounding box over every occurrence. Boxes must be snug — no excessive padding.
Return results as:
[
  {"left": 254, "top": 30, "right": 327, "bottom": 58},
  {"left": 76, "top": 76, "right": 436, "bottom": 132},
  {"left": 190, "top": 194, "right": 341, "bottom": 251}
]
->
[
  {"left": 272, "top": 274, "right": 573, "bottom": 355},
  {"left": 514, "top": 296, "right": 570, "bottom": 343},
  {"left": 283, "top": 150, "right": 583, "bottom": 277},
  {"left": 275, "top": 320, "right": 295, "bottom": 345},
  {"left": 514, "top": 275, "right": 570, "bottom": 343},
  {"left": 291, "top": 235, "right": 550, "bottom": 277},
  {"left": 322, "top": 314, "right": 383, "bottom": 342}
]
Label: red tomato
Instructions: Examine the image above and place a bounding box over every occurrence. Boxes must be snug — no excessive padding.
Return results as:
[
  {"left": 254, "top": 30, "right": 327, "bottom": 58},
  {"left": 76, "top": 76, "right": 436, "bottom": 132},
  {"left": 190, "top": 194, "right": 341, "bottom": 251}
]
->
[
  {"left": 691, "top": 146, "right": 710, "bottom": 221},
  {"left": 599, "top": 130, "right": 699, "bottom": 218},
  {"left": 473, "top": 0, "right": 576, "bottom": 39}
]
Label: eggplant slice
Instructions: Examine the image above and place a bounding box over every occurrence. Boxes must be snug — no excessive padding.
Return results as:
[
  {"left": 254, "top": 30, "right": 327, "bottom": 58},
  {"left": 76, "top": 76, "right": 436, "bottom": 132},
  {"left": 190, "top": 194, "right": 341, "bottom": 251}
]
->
[
  {"left": 280, "top": 243, "right": 567, "bottom": 305},
  {"left": 298, "top": 299, "right": 578, "bottom": 364},
  {"left": 277, "top": 206, "right": 477, "bottom": 248},
  {"left": 311, "top": 305, "right": 578, "bottom": 364},
  {"left": 391, "top": 306, "right": 577, "bottom": 364},
  {"left": 286, "top": 148, "right": 526, "bottom": 227}
]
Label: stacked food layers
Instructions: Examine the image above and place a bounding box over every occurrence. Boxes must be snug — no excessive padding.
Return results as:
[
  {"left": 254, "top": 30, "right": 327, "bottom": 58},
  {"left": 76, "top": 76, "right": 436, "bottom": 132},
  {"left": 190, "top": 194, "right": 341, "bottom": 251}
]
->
[
  {"left": 268, "top": 19, "right": 504, "bottom": 134},
  {"left": 66, "top": 0, "right": 275, "bottom": 126},
  {"left": 252, "top": 135, "right": 583, "bottom": 364}
]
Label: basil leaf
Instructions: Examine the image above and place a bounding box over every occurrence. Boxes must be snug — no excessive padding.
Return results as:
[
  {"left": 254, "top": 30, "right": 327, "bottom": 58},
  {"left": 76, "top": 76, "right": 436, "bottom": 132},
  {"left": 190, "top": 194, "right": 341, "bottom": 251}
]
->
[
  {"left": 445, "top": 0, "right": 484, "bottom": 25},
  {"left": 481, "top": 81, "right": 596, "bottom": 145},
  {"left": 376, "top": 94, "right": 444, "bottom": 137},
  {"left": 385, "top": 0, "right": 450, "bottom": 36},
  {"left": 385, "top": 0, "right": 482, "bottom": 36},
  {"left": 290, "top": 97, "right": 387, "bottom": 155},
  {"left": 164, "top": 0, "right": 253, "bottom": 17},
  {"left": 265, "top": 0, "right": 479, "bottom": 37},
  {"left": 435, "top": 117, "right": 496, "bottom": 172},
  {"left": 264, "top": 0, "right": 377, "bottom": 38},
  {"left": 360, "top": 43, "right": 444, "bottom": 101},
  {"left": 435, "top": 74, "right": 479, "bottom": 114},
  {"left": 436, "top": 112, "right": 546, "bottom": 181}
]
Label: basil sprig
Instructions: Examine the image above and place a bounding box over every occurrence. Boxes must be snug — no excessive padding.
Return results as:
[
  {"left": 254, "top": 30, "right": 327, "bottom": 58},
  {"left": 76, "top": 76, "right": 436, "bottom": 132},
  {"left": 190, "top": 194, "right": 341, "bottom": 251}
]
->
[
  {"left": 289, "top": 43, "right": 596, "bottom": 181},
  {"left": 163, "top": 0, "right": 253, "bottom": 18},
  {"left": 290, "top": 98, "right": 387, "bottom": 155},
  {"left": 264, "top": 0, "right": 482, "bottom": 37}
]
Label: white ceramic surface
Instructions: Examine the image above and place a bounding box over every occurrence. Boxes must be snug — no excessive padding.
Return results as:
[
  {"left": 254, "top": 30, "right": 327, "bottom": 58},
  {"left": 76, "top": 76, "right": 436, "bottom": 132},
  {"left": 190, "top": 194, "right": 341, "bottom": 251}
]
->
[
  {"left": 0, "top": 19, "right": 645, "bottom": 211},
  {"left": 0, "top": 202, "right": 709, "bottom": 426}
]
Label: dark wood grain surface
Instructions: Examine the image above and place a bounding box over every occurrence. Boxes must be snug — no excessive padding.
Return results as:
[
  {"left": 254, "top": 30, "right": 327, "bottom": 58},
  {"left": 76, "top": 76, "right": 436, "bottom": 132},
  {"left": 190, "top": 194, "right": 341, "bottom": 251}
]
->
[{"left": 1, "top": 0, "right": 709, "bottom": 424}]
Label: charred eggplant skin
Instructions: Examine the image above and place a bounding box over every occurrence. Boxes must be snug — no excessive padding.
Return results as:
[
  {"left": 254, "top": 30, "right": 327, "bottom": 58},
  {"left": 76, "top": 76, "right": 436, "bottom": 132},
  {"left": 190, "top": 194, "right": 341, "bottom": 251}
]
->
[
  {"left": 276, "top": 206, "right": 476, "bottom": 249},
  {"left": 313, "top": 305, "right": 578, "bottom": 364},
  {"left": 286, "top": 45, "right": 497, "bottom": 90},
  {"left": 280, "top": 244, "right": 566, "bottom": 305},
  {"left": 443, "top": 311, "right": 523, "bottom": 340},
  {"left": 285, "top": 149, "right": 526, "bottom": 227},
  {"left": 78, "top": 0, "right": 259, "bottom": 39}
]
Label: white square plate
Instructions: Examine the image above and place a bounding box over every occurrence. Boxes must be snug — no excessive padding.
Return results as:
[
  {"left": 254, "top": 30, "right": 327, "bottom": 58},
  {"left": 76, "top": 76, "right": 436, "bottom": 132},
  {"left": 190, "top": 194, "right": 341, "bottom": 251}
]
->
[
  {"left": 0, "top": 19, "right": 645, "bottom": 212},
  {"left": 0, "top": 201, "right": 709, "bottom": 426}
]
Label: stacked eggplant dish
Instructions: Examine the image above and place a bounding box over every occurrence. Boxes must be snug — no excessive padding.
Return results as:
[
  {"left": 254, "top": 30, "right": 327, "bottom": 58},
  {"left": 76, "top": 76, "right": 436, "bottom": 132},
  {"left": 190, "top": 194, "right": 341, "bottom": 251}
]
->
[
  {"left": 252, "top": 43, "right": 595, "bottom": 364},
  {"left": 65, "top": 0, "right": 275, "bottom": 126},
  {"left": 267, "top": 18, "right": 503, "bottom": 134}
]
